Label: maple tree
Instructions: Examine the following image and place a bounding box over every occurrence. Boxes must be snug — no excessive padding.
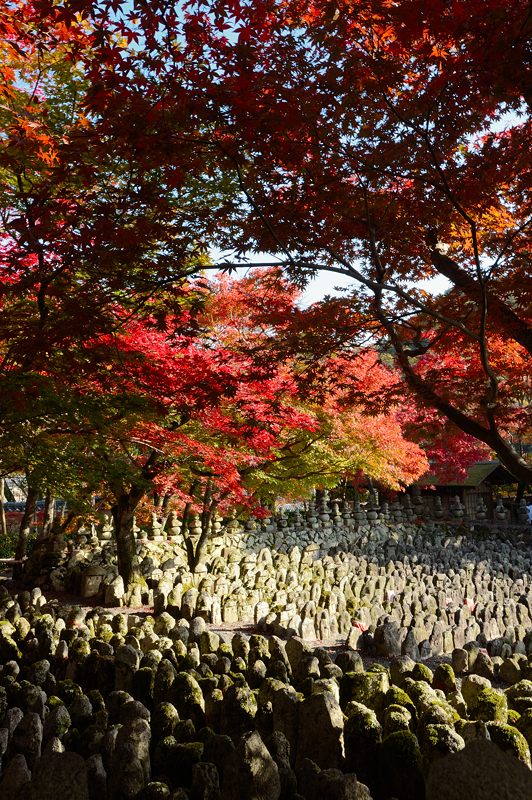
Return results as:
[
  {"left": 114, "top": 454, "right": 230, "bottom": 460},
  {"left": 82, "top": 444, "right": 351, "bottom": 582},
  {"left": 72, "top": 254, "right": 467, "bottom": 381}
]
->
[
  {"left": 401, "top": 405, "right": 491, "bottom": 486},
  {"left": 1, "top": 0, "right": 529, "bottom": 591},
  {"left": 0, "top": 268, "right": 429, "bottom": 584},
  {"left": 168, "top": 274, "right": 428, "bottom": 565},
  {"left": 106, "top": 0, "right": 528, "bottom": 485},
  {"left": 0, "top": 1, "right": 220, "bottom": 574},
  {"left": 77, "top": 271, "right": 429, "bottom": 581},
  {"left": 259, "top": 291, "right": 510, "bottom": 482},
  {"left": 0, "top": 0, "right": 231, "bottom": 456}
]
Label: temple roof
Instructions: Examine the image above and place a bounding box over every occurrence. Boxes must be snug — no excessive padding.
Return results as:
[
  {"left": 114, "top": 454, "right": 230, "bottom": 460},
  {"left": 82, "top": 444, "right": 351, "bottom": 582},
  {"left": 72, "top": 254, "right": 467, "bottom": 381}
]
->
[{"left": 417, "top": 461, "right": 517, "bottom": 488}]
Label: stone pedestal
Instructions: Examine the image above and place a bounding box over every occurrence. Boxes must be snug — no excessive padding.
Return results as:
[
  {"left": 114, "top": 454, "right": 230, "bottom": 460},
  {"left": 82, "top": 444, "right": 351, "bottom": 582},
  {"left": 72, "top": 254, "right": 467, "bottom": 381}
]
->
[{"left": 81, "top": 566, "right": 107, "bottom": 598}]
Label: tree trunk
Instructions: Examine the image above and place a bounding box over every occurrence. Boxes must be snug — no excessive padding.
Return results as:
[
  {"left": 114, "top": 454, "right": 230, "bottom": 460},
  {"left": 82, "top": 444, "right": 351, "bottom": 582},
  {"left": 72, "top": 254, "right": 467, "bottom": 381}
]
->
[
  {"left": 182, "top": 501, "right": 195, "bottom": 570},
  {"left": 153, "top": 491, "right": 173, "bottom": 530},
  {"left": 181, "top": 482, "right": 199, "bottom": 571},
  {"left": 0, "top": 478, "right": 7, "bottom": 540},
  {"left": 159, "top": 492, "right": 172, "bottom": 530},
  {"left": 189, "top": 493, "right": 218, "bottom": 572},
  {"left": 184, "top": 513, "right": 213, "bottom": 572},
  {"left": 39, "top": 489, "right": 55, "bottom": 540},
  {"left": 111, "top": 489, "right": 143, "bottom": 588},
  {"left": 188, "top": 514, "right": 209, "bottom": 572},
  {"left": 14, "top": 485, "right": 39, "bottom": 578},
  {"left": 60, "top": 510, "right": 75, "bottom": 533}
]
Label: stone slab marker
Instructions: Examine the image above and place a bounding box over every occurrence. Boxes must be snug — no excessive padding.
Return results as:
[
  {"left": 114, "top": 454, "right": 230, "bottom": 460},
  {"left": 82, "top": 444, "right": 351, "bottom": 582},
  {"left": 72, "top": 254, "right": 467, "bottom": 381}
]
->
[
  {"left": 426, "top": 739, "right": 532, "bottom": 800},
  {"left": 222, "top": 730, "right": 281, "bottom": 800},
  {"left": 295, "top": 691, "right": 344, "bottom": 771},
  {"left": 31, "top": 751, "right": 90, "bottom": 800},
  {"left": 109, "top": 717, "right": 151, "bottom": 799}
]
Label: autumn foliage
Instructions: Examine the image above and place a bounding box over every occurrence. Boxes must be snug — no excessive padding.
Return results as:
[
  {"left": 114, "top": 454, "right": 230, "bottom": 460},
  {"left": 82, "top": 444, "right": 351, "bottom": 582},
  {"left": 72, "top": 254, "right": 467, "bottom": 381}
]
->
[
  {"left": 133, "top": 0, "right": 529, "bottom": 483},
  {"left": 0, "top": 1, "right": 530, "bottom": 584},
  {"left": 0, "top": 267, "right": 429, "bottom": 580}
]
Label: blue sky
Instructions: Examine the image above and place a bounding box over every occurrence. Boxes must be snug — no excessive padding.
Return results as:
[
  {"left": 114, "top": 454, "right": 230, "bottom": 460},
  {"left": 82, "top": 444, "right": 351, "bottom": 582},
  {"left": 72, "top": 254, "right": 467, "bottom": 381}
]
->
[{"left": 209, "top": 248, "right": 450, "bottom": 307}]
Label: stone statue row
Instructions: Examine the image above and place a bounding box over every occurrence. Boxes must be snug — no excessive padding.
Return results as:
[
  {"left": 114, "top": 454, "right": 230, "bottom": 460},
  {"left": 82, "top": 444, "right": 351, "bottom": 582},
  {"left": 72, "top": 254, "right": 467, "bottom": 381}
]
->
[{"left": 80, "top": 488, "right": 530, "bottom": 545}]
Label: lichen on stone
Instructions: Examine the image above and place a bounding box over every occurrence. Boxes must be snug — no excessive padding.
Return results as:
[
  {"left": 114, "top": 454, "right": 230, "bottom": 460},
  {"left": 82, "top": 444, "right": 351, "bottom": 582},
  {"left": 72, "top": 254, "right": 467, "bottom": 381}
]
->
[
  {"left": 485, "top": 721, "right": 532, "bottom": 767},
  {"left": 475, "top": 687, "right": 508, "bottom": 723}
]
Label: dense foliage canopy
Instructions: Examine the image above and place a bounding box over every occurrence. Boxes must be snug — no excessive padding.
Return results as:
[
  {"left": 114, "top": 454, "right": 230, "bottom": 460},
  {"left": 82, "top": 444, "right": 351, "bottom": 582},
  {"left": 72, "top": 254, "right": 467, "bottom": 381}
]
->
[{"left": 0, "top": 1, "right": 530, "bottom": 585}]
